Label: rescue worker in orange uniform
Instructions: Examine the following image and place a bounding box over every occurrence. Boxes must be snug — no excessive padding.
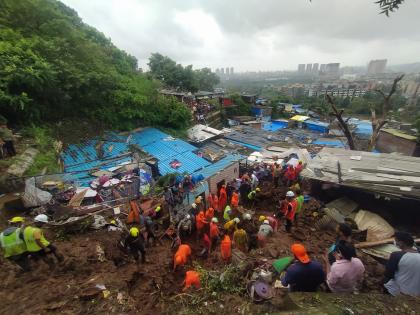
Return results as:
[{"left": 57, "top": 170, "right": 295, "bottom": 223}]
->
[
  {"left": 220, "top": 232, "right": 232, "bottom": 263},
  {"left": 195, "top": 210, "right": 208, "bottom": 240},
  {"left": 219, "top": 185, "right": 227, "bottom": 212},
  {"left": 173, "top": 244, "right": 192, "bottom": 271},
  {"left": 205, "top": 207, "right": 215, "bottom": 221},
  {"left": 231, "top": 190, "right": 239, "bottom": 209},
  {"left": 209, "top": 217, "right": 220, "bottom": 251},
  {"left": 183, "top": 270, "right": 201, "bottom": 291}
]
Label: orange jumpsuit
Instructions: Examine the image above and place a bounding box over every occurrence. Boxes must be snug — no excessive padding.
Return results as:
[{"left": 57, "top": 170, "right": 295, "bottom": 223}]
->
[
  {"left": 220, "top": 235, "right": 232, "bottom": 262},
  {"left": 196, "top": 211, "right": 207, "bottom": 231},
  {"left": 174, "top": 244, "right": 191, "bottom": 270},
  {"left": 205, "top": 208, "right": 215, "bottom": 220},
  {"left": 219, "top": 186, "right": 227, "bottom": 211},
  {"left": 231, "top": 191, "right": 239, "bottom": 208},
  {"left": 184, "top": 270, "right": 201, "bottom": 290}
]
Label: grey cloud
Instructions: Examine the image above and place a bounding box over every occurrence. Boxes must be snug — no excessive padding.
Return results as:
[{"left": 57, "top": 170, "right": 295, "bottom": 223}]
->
[{"left": 61, "top": 0, "right": 420, "bottom": 71}]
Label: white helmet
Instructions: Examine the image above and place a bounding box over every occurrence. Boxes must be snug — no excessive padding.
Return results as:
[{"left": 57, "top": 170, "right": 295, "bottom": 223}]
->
[
  {"left": 191, "top": 203, "right": 197, "bottom": 209},
  {"left": 211, "top": 217, "right": 219, "bottom": 223},
  {"left": 34, "top": 214, "right": 49, "bottom": 223},
  {"left": 286, "top": 191, "right": 295, "bottom": 197},
  {"left": 186, "top": 214, "right": 191, "bottom": 220},
  {"left": 243, "top": 213, "right": 252, "bottom": 221},
  {"left": 233, "top": 218, "right": 240, "bottom": 224},
  {"left": 263, "top": 220, "right": 270, "bottom": 225}
]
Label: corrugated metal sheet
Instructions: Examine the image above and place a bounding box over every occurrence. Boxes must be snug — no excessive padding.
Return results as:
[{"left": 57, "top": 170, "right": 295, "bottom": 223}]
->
[
  {"left": 193, "top": 154, "right": 245, "bottom": 179},
  {"left": 381, "top": 128, "right": 417, "bottom": 141}
]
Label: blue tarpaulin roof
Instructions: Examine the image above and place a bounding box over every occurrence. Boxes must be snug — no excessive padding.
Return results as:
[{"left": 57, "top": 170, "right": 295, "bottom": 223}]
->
[
  {"left": 263, "top": 120, "right": 288, "bottom": 132},
  {"left": 312, "top": 139, "right": 345, "bottom": 148}
]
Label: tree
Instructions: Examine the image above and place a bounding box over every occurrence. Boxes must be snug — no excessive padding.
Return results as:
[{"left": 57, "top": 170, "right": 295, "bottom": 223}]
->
[
  {"left": 367, "top": 75, "right": 404, "bottom": 151},
  {"left": 326, "top": 95, "right": 357, "bottom": 150},
  {"left": 376, "top": 0, "right": 405, "bottom": 16}
]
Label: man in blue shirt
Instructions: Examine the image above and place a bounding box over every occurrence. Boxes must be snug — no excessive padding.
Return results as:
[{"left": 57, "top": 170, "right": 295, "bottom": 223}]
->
[{"left": 281, "top": 243, "right": 325, "bottom": 292}]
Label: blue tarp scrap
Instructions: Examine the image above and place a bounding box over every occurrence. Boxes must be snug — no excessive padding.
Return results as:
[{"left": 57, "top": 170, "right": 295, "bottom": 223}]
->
[
  {"left": 304, "top": 120, "right": 329, "bottom": 133},
  {"left": 263, "top": 121, "right": 288, "bottom": 132},
  {"left": 312, "top": 139, "right": 346, "bottom": 148}
]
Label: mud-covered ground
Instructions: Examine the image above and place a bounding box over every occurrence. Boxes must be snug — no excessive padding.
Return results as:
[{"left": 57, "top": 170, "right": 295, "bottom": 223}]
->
[{"left": 0, "top": 183, "right": 419, "bottom": 314}]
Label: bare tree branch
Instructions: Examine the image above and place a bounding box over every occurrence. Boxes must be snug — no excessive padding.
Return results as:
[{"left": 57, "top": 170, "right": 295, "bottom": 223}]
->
[{"left": 326, "top": 94, "right": 356, "bottom": 150}]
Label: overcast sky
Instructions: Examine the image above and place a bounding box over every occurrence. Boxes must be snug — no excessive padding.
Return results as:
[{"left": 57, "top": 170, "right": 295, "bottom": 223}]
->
[{"left": 61, "top": 0, "right": 420, "bottom": 72}]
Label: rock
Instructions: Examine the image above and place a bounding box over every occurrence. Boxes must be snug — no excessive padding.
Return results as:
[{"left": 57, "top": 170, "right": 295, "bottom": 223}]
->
[{"left": 267, "top": 248, "right": 278, "bottom": 258}]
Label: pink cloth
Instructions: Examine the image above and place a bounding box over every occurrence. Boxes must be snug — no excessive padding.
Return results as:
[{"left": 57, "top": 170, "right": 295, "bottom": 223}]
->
[{"left": 327, "top": 258, "right": 365, "bottom": 293}]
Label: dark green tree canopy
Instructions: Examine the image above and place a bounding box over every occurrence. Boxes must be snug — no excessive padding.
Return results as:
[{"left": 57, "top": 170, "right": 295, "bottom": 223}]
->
[
  {"left": 0, "top": 0, "right": 191, "bottom": 130},
  {"left": 148, "top": 53, "right": 219, "bottom": 93}
]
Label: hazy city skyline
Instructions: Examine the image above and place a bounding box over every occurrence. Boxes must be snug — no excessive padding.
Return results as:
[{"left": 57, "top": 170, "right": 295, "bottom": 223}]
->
[{"left": 62, "top": 0, "right": 420, "bottom": 72}]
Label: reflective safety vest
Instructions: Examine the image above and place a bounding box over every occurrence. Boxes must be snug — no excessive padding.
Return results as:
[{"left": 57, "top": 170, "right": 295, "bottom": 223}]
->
[
  {"left": 248, "top": 190, "right": 256, "bottom": 200},
  {"left": 0, "top": 227, "right": 27, "bottom": 258},
  {"left": 23, "top": 226, "right": 50, "bottom": 252},
  {"left": 223, "top": 206, "right": 232, "bottom": 221}
]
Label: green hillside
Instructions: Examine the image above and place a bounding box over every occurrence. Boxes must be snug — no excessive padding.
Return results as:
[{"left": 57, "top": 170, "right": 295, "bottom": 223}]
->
[{"left": 0, "top": 0, "right": 191, "bottom": 130}]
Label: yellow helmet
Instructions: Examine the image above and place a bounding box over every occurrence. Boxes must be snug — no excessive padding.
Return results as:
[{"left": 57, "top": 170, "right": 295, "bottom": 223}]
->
[
  {"left": 155, "top": 206, "right": 162, "bottom": 212},
  {"left": 9, "top": 216, "right": 24, "bottom": 223},
  {"left": 259, "top": 215, "right": 266, "bottom": 222},
  {"left": 130, "top": 227, "right": 139, "bottom": 237},
  {"left": 110, "top": 219, "right": 117, "bottom": 225},
  {"left": 256, "top": 188, "right": 261, "bottom": 192}
]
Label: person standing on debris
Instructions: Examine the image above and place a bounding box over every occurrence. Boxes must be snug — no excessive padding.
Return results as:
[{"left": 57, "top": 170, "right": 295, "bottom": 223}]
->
[
  {"left": 327, "top": 223, "right": 355, "bottom": 265},
  {"left": 195, "top": 195, "right": 204, "bottom": 211},
  {"left": 173, "top": 243, "right": 192, "bottom": 271},
  {"left": 183, "top": 270, "right": 201, "bottom": 291},
  {"left": 122, "top": 227, "right": 146, "bottom": 269},
  {"left": 195, "top": 210, "right": 208, "bottom": 240},
  {"left": 285, "top": 165, "right": 297, "bottom": 187},
  {"left": 233, "top": 223, "right": 248, "bottom": 253},
  {"left": 177, "top": 214, "right": 193, "bottom": 239},
  {"left": 205, "top": 207, "right": 215, "bottom": 221},
  {"left": 283, "top": 191, "right": 297, "bottom": 233},
  {"left": 281, "top": 244, "right": 325, "bottom": 292},
  {"left": 273, "top": 164, "right": 282, "bottom": 188},
  {"left": 139, "top": 214, "right": 156, "bottom": 246},
  {"left": 224, "top": 217, "right": 240, "bottom": 234},
  {"left": 384, "top": 232, "right": 420, "bottom": 297},
  {"left": 239, "top": 179, "right": 251, "bottom": 205},
  {"left": 257, "top": 219, "right": 273, "bottom": 247},
  {"left": 231, "top": 190, "right": 239, "bottom": 209},
  {"left": 182, "top": 175, "right": 193, "bottom": 203},
  {"left": 212, "top": 193, "right": 220, "bottom": 213},
  {"left": 164, "top": 187, "right": 175, "bottom": 208},
  {"left": 226, "top": 180, "right": 235, "bottom": 203},
  {"left": 324, "top": 240, "right": 365, "bottom": 293},
  {"left": 294, "top": 189, "right": 304, "bottom": 222},
  {"left": 209, "top": 217, "right": 220, "bottom": 251},
  {"left": 0, "top": 217, "right": 29, "bottom": 271},
  {"left": 219, "top": 185, "right": 227, "bottom": 212},
  {"left": 223, "top": 205, "right": 233, "bottom": 222},
  {"left": 295, "top": 161, "right": 305, "bottom": 178},
  {"left": 0, "top": 121, "right": 16, "bottom": 157},
  {"left": 23, "top": 214, "right": 64, "bottom": 267},
  {"left": 220, "top": 231, "right": 232, "bottom": 263},
  {"left": 251, "top": 172, "right": 259, "bottom": 190}
]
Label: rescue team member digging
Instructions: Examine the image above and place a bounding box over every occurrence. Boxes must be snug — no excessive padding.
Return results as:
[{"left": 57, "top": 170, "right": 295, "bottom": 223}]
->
[
  {"left": 0, "top": 217, "right": 29, "bottom": 271},
  {"left": 173, "top": 243, "right": 192, "bottom": 271},
  {"left": 120, "top": 227, "right": 147, "bottom": 270},
  {"left": 23, "top": 214, "right": 64, "bottom": 267}
]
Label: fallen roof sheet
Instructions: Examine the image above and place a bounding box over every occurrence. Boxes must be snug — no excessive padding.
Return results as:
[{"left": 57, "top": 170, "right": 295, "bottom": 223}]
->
[
  {"left": 193, "top": 154, "right": 245, "bottom": 179},
  {"left": 187, "top": 124, "right": 223, "bottom": 143},
  {"left": 302, "top": 147, "right": 420, "bottom": 200}
]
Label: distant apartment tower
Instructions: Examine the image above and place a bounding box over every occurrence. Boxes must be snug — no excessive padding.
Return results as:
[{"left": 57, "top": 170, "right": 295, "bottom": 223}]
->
[
  {"left": 298, "top": 64, "right": 306, "bottom": 73},
  {"left": 215, "top": 68, "right": 220, "bottom": 75},
  {"left": 230, "top": 67, "right": 234, "bottom": 75},
  {"left": 320, "top": 64, "right": 327, "bottom": 72},
  {"left": 221, "top": 67, "right": 225, "bottom": 75},
  {"left": 226, "top": 67, "right": 230, "bottom": 75},
  {"left": 312, "top": 63, "right": 319, "bottom": 74},
  {"left": 367, "top": 59, "right": 387, "bottom": 75},
  {"left": 306, "top": 63, "right": 313, "bottom": 73},
  {"left": 325, "top": 63, "right": 340, "bottom": 77}
]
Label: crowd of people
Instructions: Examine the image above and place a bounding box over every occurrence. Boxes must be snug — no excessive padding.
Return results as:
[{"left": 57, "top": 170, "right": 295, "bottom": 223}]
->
[{"left": 1, "top": 158, "right": 419, "bottom": 298}]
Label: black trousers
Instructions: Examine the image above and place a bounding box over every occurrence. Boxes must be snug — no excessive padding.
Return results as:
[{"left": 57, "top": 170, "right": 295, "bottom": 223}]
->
[
  {"left": 9, "top": 253, "right": 30, "bottom": 271},
  {"left": 4, "top": 140, "right": 16, "bottom": 156},
  {"left": 129, "top": 244, "right": 146, "bottom": 263}
]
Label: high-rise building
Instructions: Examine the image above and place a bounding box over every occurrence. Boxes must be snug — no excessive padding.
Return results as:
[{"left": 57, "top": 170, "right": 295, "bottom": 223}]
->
[
  {"left": 215, "top": 68, "right": 220, "bottom": 75},
  {"left": 298, "top": 64, "right": 306, "bottom": 73},
  {"left": 306, "top": 63, "right": 313, "bottom": 73},
  {"left": 226, "top": 67, "right": 230, "bottom": 75},
  {"left": 320, "top": 64, "right": 327, "bottom": 72},
  {"left": 221, "top": 68, "right": 225, "bottom": 75},
  {"left": 312, "top": 63, "right": 319, "bottom": 74},
  {"left": 325, "top": 63, "right": 340, "bottom": 77},
  {"left": 230, "top": 67, "right": 234, "bottom": 75},
  {"left": 367, "top": 59, "right": 387, "bottom": 75}
]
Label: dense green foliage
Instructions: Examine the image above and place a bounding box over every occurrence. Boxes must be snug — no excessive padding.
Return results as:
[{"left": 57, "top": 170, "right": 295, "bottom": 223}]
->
[
  {"left": 148, "top": 53, "right": 220, "bottom": 92},
  {"left": 224, "top": 93, "right": 252, "bottom": 117},
  {"left": 0, "top": 0, "right": 191, "bottom": 130}
]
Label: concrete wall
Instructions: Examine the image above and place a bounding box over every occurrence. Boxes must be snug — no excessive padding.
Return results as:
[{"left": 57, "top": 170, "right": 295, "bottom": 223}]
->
[
  {"left": 207, "top": 162, "right": 240, "bottom": 194},
  {"left": 376, "top": 131, "right": 418, "bottom": 156}
]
